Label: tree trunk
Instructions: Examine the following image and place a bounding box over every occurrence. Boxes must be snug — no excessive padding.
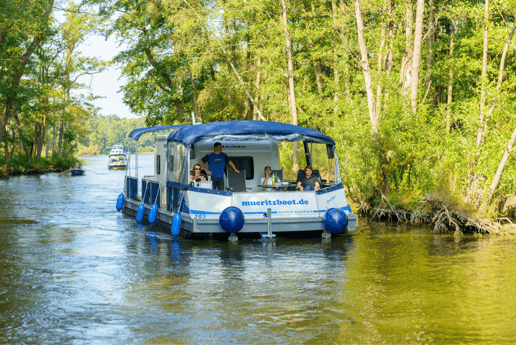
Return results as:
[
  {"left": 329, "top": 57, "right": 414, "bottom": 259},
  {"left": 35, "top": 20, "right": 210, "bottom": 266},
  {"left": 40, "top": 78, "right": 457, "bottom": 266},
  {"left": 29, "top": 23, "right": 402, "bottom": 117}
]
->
[
  {"left": 338, "top": 1, "right": 351, "bottom": 103},
  {"left": 189, "top": 69, "right": 201, "bottom": 123},
  {"left": 13, "top": 111, "right": 31, "bottom": 163},
  {"left": 36, "top": 118, "right": 46, "bottom": 160},
  {"left": 58, "top": 120, "right": 64, "bottom": 158},
  {"left": 425, "top": 0, "right": 435, "bottom": 93},
  {"left": 281, "top": 0, "right": 299, "bottom": 172},
  {"left": 354, "top": 0, "right": 377, "bottom": 134},
  {"left": 331, "top": 0, "right": 340, "bottom": 116},
  {"left": 399, "top": 1, "right": 413, "bottom": 89},
  {"left": 384, "top": 0, "right": 395, "bottom": 102},
  {"left": 484, "top": 123, "right": 516, "bottom": 207},
  {"left": 4, "top": 124, "right": 8, "bottom": 164},
  {"left": 45, "top": 127, "right": 49, "bottom": 158},
  {"left": 253, "top": 56, "right": 262, "bottom": 121},
  {"left": 476, "top": 0, "right": 489, "bottom": 148},
  {"left": 52, "top": 123, "right": 56, "bottom": 154},
  {"left": 410, "top": 0, "right": 425, "bottom": 115},
  {"left": 376, "top": 25, "right": 386, "bottom": 117},
  {"left": 483, "top": 27, "right": 515, "bottom": 120},
  {"left": 446, "top": 25, "right": 455, "bottom": 132}
]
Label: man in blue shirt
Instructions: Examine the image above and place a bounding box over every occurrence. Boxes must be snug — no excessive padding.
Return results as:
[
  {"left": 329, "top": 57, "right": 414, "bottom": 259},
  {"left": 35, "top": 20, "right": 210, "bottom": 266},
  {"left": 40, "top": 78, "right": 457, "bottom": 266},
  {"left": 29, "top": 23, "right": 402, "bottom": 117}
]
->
[{"left": 200, "top": 142, "right": 240, "bottom": 190}]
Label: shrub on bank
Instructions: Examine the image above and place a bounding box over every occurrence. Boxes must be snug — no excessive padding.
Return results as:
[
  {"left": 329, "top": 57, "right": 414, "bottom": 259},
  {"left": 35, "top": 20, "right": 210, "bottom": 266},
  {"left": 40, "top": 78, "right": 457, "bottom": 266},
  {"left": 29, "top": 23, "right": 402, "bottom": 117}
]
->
[{"left": 0, "top": 153, "right": 77, "bottom": 177}]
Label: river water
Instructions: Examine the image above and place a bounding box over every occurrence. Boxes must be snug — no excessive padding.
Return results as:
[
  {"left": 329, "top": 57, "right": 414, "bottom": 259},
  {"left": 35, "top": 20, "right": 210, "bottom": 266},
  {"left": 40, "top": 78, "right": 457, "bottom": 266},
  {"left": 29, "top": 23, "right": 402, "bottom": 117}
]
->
[{"left": 1, "top": 155, "right": 516, "bottom": 344}]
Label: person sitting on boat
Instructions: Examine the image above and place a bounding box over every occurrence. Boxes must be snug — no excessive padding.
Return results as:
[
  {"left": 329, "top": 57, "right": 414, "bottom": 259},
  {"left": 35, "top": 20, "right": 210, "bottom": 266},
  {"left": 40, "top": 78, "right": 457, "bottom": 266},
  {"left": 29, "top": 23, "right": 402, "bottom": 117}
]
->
[
  {"left": 74, "top": 161, "right": 82, "bottom": 169},
  {"left": 199, "top": 142, "right": 239, "bottom": 191},
  {"left": 296, "top": 165, "right": 320, "bottom": 191},
  {"left": 190, "top": 164, "right": 207, "bottom": 182},
  {"left": 261, "top": 166, "right": 281, "bottom": 186}
]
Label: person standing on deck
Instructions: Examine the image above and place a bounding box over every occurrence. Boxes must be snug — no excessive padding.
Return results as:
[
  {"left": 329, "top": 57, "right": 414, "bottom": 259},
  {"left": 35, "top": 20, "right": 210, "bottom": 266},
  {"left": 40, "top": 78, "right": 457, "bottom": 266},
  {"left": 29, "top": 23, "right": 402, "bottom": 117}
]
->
[{"left": 200, "top": 142, "right": 239, "bottom": 191}]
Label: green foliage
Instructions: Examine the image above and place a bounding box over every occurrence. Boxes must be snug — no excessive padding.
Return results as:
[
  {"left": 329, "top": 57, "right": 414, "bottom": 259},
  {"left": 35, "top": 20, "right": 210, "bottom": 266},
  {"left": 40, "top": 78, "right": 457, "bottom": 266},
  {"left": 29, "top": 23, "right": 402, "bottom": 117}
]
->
[{"left": 2, "top": 0, "right": 516, "bottom": 217}]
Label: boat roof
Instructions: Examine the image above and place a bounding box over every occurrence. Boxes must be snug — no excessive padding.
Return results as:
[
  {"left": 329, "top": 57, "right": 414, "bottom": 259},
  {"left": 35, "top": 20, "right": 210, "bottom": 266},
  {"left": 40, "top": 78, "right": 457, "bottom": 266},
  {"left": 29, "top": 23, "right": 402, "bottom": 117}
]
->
[
  {"left": 128, "top": 125, "right": 186, "bottom": 140},
  {"left": 128, "top": 121, "right": 335, "bottom": 146}
]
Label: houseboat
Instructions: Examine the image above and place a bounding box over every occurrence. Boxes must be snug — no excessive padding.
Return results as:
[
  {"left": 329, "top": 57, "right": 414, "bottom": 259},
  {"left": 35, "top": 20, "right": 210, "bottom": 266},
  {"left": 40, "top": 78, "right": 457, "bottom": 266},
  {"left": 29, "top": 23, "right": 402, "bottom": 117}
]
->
[
  {"left": 108, "top": 145, "right": 129, "bottom": 169},
  {"left": 116, "top": 121, "right": 357, "bottom": 240}
]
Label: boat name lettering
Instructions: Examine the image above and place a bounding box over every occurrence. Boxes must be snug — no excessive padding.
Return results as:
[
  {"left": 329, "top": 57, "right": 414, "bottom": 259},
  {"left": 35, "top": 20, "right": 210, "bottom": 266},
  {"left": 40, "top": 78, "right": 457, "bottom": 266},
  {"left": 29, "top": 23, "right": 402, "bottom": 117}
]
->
[
  {"left": 241, "top": 199, "right": 309, "bottom": 207},
  {"left": 223, "top": 145, "right": 247, "bottom": 149}
]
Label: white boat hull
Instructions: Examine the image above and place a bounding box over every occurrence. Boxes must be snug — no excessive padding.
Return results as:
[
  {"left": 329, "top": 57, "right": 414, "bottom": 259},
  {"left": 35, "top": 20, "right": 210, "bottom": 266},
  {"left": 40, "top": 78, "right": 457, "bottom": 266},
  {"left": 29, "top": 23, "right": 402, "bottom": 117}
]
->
[{"left": 121, "top": 183, "right": 357, "bottom": 235}]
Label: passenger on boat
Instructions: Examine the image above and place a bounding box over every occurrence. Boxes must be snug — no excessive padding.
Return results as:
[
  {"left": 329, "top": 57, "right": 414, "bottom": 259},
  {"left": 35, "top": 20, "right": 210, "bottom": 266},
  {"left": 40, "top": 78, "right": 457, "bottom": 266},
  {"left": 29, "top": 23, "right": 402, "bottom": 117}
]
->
[
  {"left": 261, "top": 166, "right": 282, "bottom": 186},
  {"left": 74, "top": 161, "right": 81, "bottom": 169},
  {"left": 296, "top": 165, "right": 320, "bottom": 191},
  {"left": 189, "top": 164, "right": 207, "bottom": 182},
  {"left": 200, "top": 142, "right": 239, "bottom": 191}
]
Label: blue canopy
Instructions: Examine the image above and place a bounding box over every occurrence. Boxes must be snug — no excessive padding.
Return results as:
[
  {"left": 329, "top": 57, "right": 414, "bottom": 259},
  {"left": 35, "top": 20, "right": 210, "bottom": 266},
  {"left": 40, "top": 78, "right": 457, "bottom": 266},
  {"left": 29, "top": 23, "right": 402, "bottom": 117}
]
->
[
  {"left": 166, "top": 121, "right": 335, "bottom": 146},
  {"left": 128, "top": 125, "right": 186, "bottom": 140}
]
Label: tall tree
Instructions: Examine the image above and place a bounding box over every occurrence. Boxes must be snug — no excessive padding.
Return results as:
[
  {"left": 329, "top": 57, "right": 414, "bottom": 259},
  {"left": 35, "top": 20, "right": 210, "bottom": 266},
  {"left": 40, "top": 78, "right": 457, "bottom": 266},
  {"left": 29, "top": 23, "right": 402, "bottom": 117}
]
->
[
  {"left": 409, "top": 0, "right": 425, "bottom": 115},
  {"left": 281, "top": 0, "right": 300, "bottom": 172},
  {"left": 354, "top": 0, "right": 377, "bottom": 134},
  {"left": 0, "top": 0, "right": 55, "bottom": 162}
]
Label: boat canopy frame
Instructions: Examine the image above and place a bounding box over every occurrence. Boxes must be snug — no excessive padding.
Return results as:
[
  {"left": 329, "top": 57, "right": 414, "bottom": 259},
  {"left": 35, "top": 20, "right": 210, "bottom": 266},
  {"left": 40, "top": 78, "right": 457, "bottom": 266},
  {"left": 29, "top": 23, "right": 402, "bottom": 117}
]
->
[{"left": 127, "top": 121, "right": 340, "bottom": 185}]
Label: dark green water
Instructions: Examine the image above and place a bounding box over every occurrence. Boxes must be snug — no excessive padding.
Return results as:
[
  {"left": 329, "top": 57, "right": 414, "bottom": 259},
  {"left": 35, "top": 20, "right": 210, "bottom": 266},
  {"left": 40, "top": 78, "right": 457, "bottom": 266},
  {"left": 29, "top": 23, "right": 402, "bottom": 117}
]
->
[{"left": 1, "top": 156, "right": 515, "bottom": 344}]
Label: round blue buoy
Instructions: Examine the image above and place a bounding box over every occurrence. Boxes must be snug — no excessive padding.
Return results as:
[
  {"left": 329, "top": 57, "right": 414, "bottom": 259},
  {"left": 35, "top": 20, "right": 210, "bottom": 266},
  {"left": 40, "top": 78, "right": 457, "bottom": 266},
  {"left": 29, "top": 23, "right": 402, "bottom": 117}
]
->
[
  {"left": 323, "top": 208, "right": 348, "bottom": 234},
  {"left": 171, "top": 213, "right": 182, "bottom": 238},
  {"left": 219, "top": 207, "right": 245, "bottom": 233},
  {"left": 148, "top": 203, "right": 158, "bottom": 226},
  {"left": 116, "top": 193, "right": 125, "bottom": 212},
  {"left": 136, "top": 204, "right": 145, "bottom": 223}
]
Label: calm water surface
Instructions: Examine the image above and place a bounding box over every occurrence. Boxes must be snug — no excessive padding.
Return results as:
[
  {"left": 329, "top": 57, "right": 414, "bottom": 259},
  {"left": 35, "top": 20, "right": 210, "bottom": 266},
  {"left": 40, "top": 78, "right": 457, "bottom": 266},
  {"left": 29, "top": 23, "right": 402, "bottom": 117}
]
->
[{"left": 1, "top": 156, "right": 515, "bottom": 344}]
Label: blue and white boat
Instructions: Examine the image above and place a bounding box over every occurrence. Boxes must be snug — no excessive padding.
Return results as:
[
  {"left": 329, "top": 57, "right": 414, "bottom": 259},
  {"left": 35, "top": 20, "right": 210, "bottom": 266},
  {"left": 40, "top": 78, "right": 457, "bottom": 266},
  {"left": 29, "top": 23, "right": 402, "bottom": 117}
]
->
[
  {"left": 117, "top": 121, "right": 357, "bottom": 240},
  {"left": 108, "top": 145, "right": 129, "bottom": 169},
  {"left": 70, "top": 168, "right": 84, "bottom": 176}
]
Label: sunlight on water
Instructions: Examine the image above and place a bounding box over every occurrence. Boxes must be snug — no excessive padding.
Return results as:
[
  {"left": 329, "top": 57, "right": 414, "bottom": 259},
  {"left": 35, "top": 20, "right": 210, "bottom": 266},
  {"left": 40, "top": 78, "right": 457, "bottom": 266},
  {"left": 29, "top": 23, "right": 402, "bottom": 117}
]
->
[{"left": 1, "top": 156, "right": 516, "bottom": 344}]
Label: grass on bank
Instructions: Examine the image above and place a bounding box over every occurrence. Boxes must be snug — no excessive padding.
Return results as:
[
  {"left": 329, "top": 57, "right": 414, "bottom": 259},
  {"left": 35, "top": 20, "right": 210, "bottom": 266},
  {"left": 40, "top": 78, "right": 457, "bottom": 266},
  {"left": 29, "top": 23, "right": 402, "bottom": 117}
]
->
[{"left": 0, "top": 153, "right": 78, "bottom": 174}]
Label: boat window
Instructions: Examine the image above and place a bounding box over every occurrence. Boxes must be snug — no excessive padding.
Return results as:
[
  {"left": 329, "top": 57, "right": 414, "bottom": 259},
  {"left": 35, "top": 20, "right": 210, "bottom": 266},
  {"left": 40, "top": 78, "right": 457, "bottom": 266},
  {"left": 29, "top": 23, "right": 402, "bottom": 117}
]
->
[
  {"left": 228, "top": 156, "right": 254, "bottom": 180},
  {"left": 156, "top": 155, "right": 161, "bottom": 175},
  {"left": 168, "top": 142, "right": 186, "bottom": 182},
  {"left": 305, "top": 143, "right": 337, "bottom": 184}
]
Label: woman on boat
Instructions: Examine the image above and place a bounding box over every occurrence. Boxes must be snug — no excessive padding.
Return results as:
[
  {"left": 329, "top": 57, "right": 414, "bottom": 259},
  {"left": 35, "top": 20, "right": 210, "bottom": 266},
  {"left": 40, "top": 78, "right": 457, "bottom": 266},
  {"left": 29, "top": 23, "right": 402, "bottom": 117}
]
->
[
  {"left": 261, "top": 166, "right": 281, "bottom": 186},
  {"left": 190, "top": 164, "right": 207, "bottom": 182},
  {"left": 296, "top": 165, "right": 320, "bottom": 191}
]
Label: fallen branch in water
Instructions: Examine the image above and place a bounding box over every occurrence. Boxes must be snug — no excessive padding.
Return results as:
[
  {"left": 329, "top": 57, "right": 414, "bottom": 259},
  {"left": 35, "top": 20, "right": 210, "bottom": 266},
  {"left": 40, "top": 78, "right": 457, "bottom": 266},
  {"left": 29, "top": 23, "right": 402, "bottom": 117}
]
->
[{"left": 365, "top": 193, "right": 509, "bottom": 234}]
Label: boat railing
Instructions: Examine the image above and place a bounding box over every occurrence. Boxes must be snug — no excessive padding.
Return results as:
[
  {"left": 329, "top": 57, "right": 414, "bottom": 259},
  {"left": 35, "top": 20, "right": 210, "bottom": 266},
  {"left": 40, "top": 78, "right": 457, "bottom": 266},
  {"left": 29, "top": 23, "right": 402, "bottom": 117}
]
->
[
  {"left": 141, "top": 179, "right": 161, "bottom": 207},
  {"left": 126, "top": 176, "right": 138, "bottom": 201}
]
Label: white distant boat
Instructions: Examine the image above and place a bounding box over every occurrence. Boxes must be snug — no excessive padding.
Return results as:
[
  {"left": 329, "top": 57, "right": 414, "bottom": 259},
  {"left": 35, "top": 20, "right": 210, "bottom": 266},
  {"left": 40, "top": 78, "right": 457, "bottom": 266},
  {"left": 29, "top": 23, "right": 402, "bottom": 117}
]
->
[
  {"left": 108, "top": 145, "right": 129, "bottom": 169},
  {"left": 117, "top": 121, "right": 357, "bottom": 241}
]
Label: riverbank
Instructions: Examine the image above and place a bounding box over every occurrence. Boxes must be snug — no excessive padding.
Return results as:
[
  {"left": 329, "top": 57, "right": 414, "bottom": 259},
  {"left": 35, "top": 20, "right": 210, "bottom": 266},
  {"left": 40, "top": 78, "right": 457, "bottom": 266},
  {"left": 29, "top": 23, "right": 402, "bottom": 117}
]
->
[
  {"left": 0, "top": 166, "right": 70, "bottom": 179},
  {"left": 363, "top": 193, "right": 516, "bottom": 235}
]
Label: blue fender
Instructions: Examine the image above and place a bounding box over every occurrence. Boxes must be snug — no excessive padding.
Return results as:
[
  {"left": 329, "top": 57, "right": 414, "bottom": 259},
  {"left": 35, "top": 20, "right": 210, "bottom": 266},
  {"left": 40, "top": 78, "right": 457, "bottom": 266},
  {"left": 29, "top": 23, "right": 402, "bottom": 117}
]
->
[
  {"left": 136, "top": 204, "right": 145, "bottom": 223},
  {"left": 171, "top": 213, "right": 182, "bottom": 238},
  {"left": 148, "top": 203, "right": 159, "bottom": 226},
  {"left": 323, "top": 208, "right": 348, "bottom": 234},
  {"left": 116, "top": 193, "right": 125, "bottom": 212},
  {"left": 219, "top": 207, "right": 245, "bottom": 233}
]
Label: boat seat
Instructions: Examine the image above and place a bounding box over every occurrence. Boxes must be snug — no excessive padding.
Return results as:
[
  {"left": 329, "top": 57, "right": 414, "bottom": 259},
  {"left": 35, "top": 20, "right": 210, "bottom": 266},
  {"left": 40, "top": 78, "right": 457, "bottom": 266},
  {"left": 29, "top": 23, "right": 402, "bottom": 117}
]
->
[
  {"left": 226, "top": 170, "right": 246, "bottom": 192},
  {"left": 296, "top": 169, "right": 322, "bottom": 187}
]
